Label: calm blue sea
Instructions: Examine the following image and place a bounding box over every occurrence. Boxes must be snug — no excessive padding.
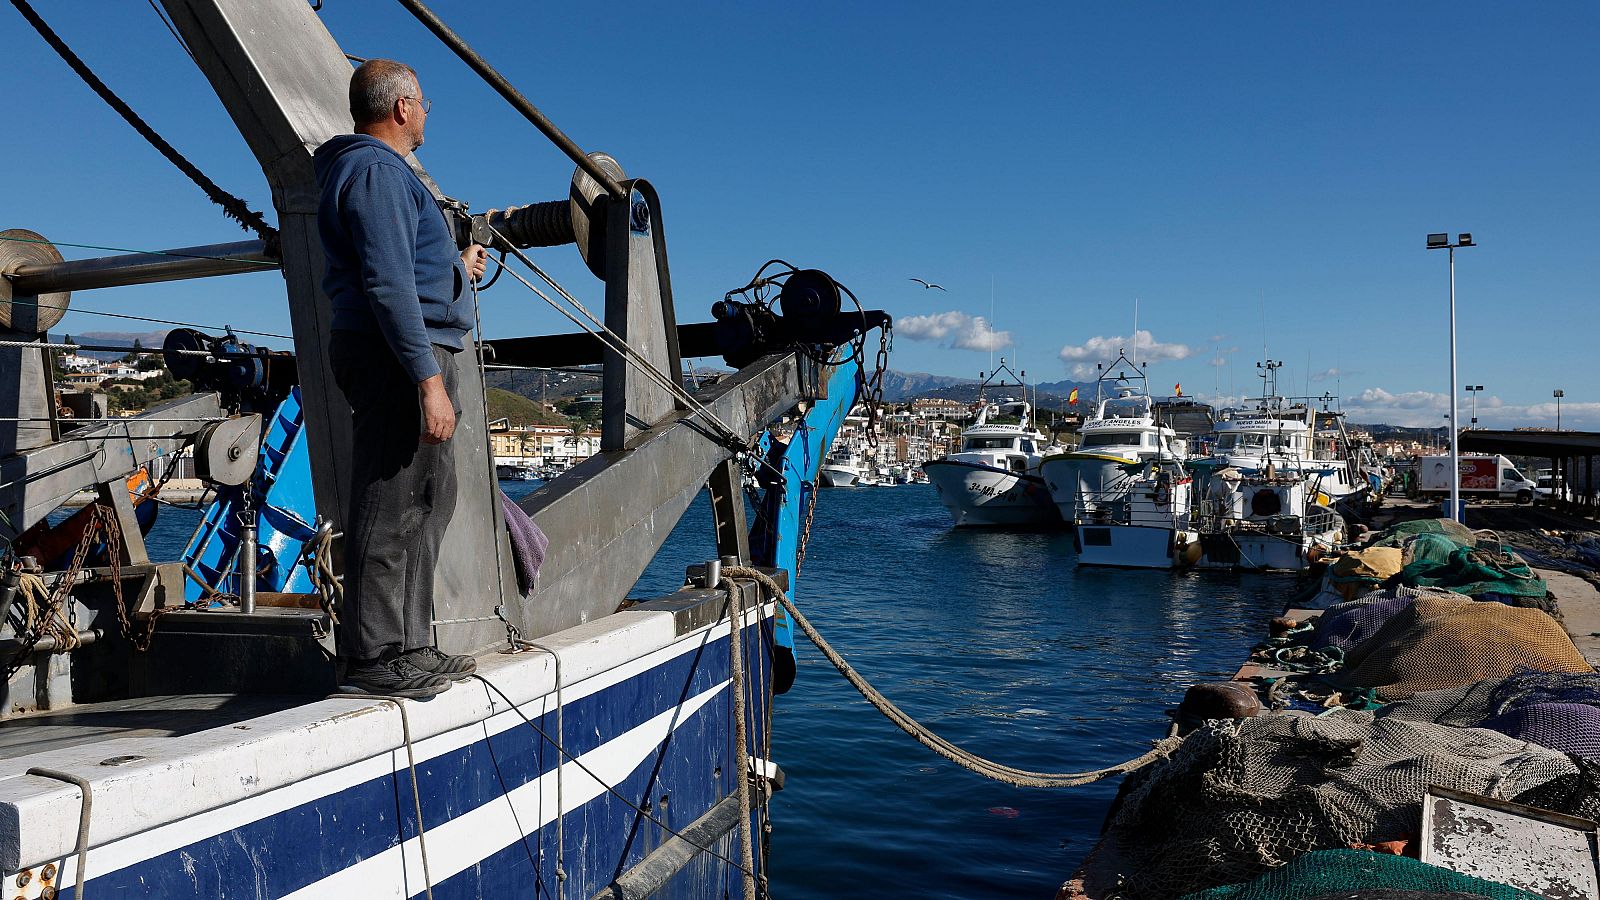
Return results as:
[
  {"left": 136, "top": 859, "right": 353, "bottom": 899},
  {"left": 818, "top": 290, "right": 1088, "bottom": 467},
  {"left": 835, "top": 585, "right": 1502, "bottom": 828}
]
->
[{"left": 144, "top": 480, "right": 1291, "bottom": 898}]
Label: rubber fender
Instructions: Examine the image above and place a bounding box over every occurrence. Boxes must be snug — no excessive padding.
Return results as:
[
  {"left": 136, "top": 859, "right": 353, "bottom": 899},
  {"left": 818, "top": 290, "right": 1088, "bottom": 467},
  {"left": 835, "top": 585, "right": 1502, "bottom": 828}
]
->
[
  {"left": 1178, "top": 682, "right": 1262, "bottom": 728},
  {"left": 772, "top": 645, "right": 797, "bottom": 695}
]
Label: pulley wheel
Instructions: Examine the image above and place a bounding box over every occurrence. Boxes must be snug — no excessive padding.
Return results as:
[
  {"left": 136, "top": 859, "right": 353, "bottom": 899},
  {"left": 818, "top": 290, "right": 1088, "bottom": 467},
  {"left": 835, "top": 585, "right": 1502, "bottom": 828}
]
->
[
  {"left": 570, "top": 152, "right": 626, "bottom": 280},
  {"left": 0, "top": 228, "right": 70, "bottom": 333},
  {"left": 777, "top": 269, "right": 842, "bottom": 323}
]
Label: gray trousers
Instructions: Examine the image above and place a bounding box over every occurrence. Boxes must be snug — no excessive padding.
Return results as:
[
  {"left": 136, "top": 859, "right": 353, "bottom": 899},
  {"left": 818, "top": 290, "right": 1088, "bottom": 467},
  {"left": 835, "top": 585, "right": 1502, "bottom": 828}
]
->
[{"left": 330, "top": 331, "right": 460, "bottom": 661}]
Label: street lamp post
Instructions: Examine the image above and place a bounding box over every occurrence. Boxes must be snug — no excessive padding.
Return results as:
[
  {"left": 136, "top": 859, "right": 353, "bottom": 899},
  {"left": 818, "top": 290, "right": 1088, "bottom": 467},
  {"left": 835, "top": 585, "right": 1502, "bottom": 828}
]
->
[
  {"left": 1466, "top": 385, "right": 1484, "bottom": 426},
  {"left": 1427, "top": 232, "right": 1474, "bottom": 522},
  {"left": 1555, "top": 389, "right": 1565, "bottom": 431}
]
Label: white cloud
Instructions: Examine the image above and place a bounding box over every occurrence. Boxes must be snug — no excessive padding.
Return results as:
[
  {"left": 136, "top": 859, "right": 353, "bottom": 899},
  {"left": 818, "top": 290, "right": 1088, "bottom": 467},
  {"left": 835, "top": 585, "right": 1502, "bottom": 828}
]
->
[
  {"left": 1057, "top": 330, "right": 1191, "bottom": 365},
  {"left": 897, "top": 311, "right": 1012, "bottom": 352},
  {"left": 1338, "top": 387, "right": 1600, "bottom": 429},
  {"left": 1209, "top": 357, "right": 1229, "bottom": 368},
  {"left": 1310, "top": 367, "right": 1353, "bottom": 382}
]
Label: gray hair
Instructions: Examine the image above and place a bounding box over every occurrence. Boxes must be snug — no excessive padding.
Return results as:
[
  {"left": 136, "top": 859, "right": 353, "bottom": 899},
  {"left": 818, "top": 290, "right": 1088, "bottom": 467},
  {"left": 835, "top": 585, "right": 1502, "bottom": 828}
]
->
[{"left": 349, "top": 59, "right": 418, "bottom": 127}]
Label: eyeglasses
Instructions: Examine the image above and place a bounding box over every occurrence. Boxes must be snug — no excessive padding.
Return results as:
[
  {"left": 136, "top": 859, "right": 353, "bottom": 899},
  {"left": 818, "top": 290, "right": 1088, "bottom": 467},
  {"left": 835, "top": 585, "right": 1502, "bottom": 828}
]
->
[{"left": 402, "top": 96, "right": 432, "bottom": 114}]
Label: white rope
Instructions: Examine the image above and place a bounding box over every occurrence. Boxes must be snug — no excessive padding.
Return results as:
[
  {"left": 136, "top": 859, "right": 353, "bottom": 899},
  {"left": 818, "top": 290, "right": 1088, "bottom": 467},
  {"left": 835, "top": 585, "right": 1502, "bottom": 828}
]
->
[
  {"left": 504, "top": 640, "right": 567, "bottom": 896},
  {"left": 337, "top": 695, "right": 433, "bottom": 900},
  {"left": 721, "top": 566, "right": 1181, "bottom": 789}
]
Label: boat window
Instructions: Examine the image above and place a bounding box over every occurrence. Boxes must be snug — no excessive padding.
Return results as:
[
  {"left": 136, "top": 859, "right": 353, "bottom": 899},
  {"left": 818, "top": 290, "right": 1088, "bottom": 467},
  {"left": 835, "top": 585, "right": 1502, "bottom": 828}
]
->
[
  {"left": 1020, "top": 440, "right": 1036, "bottom": 453},
  {"left": 964, "top": 437, "right": 1016, "bottom": 450},
  {"left": 1081, "top": 432, "right": 1139, "bottom": 448}
]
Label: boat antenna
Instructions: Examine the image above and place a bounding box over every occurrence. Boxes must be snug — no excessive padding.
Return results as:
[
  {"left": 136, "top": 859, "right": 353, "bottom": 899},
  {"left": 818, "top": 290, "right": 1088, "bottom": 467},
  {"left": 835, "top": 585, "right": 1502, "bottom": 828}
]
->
[
  {"left": 1132, "top": 297, "right": 1140, "bottom": 361},
  {"left": 988, "top": 274, "right": 996, "bottom": 375}
]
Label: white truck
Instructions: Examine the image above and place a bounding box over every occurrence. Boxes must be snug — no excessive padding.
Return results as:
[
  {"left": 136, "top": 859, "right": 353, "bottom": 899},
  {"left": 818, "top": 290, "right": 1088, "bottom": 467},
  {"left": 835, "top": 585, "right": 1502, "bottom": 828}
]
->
[{"left": 1414, "top": 454, "right": 1538, "bottom": 503}]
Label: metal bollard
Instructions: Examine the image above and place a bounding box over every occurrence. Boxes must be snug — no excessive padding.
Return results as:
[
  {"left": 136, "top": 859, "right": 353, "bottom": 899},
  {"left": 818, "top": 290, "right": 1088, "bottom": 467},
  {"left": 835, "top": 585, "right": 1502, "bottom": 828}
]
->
[
  {"left": 703, "top": 558, "right": 721, "bottom": 590},
  {"left": 238, "top": 520, "right": 257, "bottom": 614}
]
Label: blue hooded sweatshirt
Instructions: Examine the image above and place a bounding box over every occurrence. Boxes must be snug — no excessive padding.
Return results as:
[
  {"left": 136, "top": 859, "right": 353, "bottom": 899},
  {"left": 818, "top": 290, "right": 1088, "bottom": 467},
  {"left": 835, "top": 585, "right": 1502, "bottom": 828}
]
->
[{"left": 314, "top": 134, "right": 471, "bottom": 383}]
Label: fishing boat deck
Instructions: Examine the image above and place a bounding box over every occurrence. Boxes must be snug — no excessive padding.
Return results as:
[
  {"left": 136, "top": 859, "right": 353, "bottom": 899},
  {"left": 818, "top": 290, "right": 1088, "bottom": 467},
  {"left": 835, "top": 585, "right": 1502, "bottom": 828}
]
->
[{"left": 0, "top": 694, "right": 311, "bottom": 762}]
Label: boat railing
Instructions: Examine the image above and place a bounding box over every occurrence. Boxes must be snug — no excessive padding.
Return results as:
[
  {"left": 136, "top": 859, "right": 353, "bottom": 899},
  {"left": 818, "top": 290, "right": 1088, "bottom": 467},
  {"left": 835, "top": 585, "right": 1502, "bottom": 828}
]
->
[{"left": 1193, "top": 497, "right": 1340, "bottom": 537}]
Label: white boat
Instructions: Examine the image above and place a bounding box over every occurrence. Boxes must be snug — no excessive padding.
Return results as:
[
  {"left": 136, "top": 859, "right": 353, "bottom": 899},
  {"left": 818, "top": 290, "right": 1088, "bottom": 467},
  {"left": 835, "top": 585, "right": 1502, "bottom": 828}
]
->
[
  {"left": 1193, "top": 468, "right": 1344, "bottom": 570},
  {"left": 1200, "top": 366, "right": 1369, "bottom": 511},
  {"left": 1074, "top": 460, "right": 1202, "bottom": 569},
  {"left": 1191, "top": 363, "right": 1351, "bottom": 570},
  {"left": 1040, "top": 352, "right": 1181, "bottom": 523},
  {"left": 923, "top": 361, "right": 1061, "bottom": 527},
  {"left": 819, "top": 449, "right": 863, "bottom": 487}
]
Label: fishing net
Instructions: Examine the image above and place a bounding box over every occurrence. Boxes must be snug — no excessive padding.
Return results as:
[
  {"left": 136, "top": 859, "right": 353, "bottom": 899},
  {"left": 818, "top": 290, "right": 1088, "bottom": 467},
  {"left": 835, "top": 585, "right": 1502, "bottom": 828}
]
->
[
  {"left": 1175, "top": 849, "right": 1545, "bottom": 900},
  {"left": 1095, "top": 710, "right": 1575, "bottom": 899},
  {"left": 1329, "top": 594, "right": 1589, "bottom": 700},
  {"left": 1402, "top": 532, "right": 1471, "bottom": 569},
  {"left": 1397, "top": 544, "right": 1548, "bottom": 602},
  {"left": 1480, "top": 703, "right": 1600, "bottom": 759},
  {"left": 1328, "top": 547, "right": 1405, "bottom": 602},
  {"left": 1369, "top": 517, "right": 1478, "bottom": 551},
  {"left": 1308, "top": 595, "right": 1414, "bottom": 652},
  {"left": 1511, "top": 753, "right": 1600, "bottom": 822}
]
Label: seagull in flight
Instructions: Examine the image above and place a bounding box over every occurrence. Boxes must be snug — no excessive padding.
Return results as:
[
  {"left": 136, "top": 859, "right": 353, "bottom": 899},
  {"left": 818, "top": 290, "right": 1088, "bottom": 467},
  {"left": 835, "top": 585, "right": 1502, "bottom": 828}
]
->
[{"left": 910, "top": 278, "right": 946, "bottom": 291}]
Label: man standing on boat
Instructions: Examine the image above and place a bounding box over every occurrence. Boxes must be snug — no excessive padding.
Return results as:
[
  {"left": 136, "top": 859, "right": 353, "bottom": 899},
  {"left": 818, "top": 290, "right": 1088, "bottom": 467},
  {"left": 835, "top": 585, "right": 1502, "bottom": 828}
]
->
[{"left": 314, "top": 59, "right": 488, "bottom": 698}]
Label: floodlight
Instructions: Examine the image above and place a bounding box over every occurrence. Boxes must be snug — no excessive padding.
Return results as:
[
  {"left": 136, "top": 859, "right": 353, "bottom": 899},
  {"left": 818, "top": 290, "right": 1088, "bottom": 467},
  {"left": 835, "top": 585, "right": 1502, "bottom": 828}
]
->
[
  {"left": 1426, "top": 233, "right": 1449, "bottom": 248},
  {"left": 1457, "top": 233, "right": 1473, "bottom": 246}
]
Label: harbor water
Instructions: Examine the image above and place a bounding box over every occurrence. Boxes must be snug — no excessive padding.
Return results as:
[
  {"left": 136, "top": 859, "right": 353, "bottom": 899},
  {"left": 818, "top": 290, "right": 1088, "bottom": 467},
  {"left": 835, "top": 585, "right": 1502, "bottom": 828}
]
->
[{"left": 142, "top": 481, "right": 1293, "bottom": 898}]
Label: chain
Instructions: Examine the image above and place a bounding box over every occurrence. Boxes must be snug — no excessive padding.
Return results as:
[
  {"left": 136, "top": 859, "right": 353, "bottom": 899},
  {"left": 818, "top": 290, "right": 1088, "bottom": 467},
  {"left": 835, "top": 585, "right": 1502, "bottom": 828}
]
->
[
  {"left": 95, "top": 504, "right": 188, "bottom": 651},
  {"left": 1, "top": 517, "right": 99, "bottom": 680},
  {"left": 860, "top": 325, "right": 892, "bottom": 451},
  {"left": 796, "top": 480, "right": 817, "bottom": 574}
]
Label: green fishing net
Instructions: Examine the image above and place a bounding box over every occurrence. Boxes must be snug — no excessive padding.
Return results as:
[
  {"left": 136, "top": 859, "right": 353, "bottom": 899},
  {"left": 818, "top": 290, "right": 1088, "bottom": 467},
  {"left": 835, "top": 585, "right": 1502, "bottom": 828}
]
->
[
  {"left": 1398, "top": 544, "right": 1548, "bottom": 600},
  {"left": 1176, "top": 849, "right": 1543, "bottom": 900}
]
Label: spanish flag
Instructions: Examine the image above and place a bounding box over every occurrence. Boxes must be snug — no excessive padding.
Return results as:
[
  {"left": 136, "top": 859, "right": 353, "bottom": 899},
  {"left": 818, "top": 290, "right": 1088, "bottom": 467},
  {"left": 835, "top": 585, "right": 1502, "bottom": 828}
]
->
[
  {"left": 1174, "top": 383, "right": 1183, "bottom": 397},
  {"left": 1068, "top": 388, "right": 1079, "bottom": 404}
]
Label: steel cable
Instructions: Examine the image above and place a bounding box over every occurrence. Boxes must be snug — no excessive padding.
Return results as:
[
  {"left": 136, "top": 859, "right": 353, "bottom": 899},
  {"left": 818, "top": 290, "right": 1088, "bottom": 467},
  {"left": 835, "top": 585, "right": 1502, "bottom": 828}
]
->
[{"left": 484, "top": 227, "right": 748, "bottom": 452}]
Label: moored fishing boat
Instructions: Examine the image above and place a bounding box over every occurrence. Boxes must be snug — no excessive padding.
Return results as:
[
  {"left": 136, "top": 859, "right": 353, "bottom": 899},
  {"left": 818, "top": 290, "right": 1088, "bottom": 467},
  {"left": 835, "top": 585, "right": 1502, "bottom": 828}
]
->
[
  {"left": 0, "top": 3, "right": 894, "bottom": 896},
  {"left": 923, "top": 360, "right": 1060, "bottom": 527},
  {"left": 1040, "top": 351, "right": 1181, "bottom": 524},
  {"left": 1074, "top": 459, "right": 1201, "bottom": 568}
]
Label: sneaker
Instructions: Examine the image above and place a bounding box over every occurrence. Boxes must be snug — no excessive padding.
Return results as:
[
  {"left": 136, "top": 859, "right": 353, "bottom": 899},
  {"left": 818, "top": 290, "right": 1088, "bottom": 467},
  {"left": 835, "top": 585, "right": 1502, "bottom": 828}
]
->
[
  {"left": 340, "top": 655, "right": 452, "bottom": 699},
  {"left": 401, "top": 645, "right": 478, "bottom": 682}
]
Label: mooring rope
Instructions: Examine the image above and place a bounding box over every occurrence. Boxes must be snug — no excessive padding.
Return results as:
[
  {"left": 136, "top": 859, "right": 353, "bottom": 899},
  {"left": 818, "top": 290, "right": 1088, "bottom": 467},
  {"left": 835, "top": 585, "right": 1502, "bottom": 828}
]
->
[
  {"left": 720, "top": 566, "right": 1181, "bottom": 789},
  {"left": 334, "top": 694, "right": 433, "bottom": 900},
  {"left": 717, "top": 578, "right": 759, "bottom": 900}
]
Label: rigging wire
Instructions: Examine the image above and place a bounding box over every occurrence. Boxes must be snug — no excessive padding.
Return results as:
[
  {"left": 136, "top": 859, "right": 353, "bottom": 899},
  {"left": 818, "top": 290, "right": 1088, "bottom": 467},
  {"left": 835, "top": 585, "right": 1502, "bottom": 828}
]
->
[
  {"left": 485, "top": 226, "right": 748, "bottom": 452},
  {"left": 0, "top": 234, "right": 278, "bottom": 267},
  {"left": 0, "top": 296, "right": 291, "bottom": 341},
  {"left": 143, "top": 0, "right": 196, "bottom": 63},
  {"left": 7, "top": 0, "right": 280, "bottom": 248}
]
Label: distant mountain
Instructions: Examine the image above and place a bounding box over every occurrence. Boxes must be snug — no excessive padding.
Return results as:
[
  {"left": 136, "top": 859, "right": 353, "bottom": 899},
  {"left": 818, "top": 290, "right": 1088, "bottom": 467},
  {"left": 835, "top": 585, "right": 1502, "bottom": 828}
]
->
[
  {"left": 52, "top": 330, "right": 170, "bottom": 361},
  {"left": 875, "top": 370, "right": 977, "bottom": 402}
]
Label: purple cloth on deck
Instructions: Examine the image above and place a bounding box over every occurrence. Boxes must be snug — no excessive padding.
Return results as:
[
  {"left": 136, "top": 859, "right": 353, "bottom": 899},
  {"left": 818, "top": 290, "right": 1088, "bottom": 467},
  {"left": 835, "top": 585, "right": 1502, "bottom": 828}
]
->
[{"left": 500, "top": 489, "right": 549, "bottom": 595}]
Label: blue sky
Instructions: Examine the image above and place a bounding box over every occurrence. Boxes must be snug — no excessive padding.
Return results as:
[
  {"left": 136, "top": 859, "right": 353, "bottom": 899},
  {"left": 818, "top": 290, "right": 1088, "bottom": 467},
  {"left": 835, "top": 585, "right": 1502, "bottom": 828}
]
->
[{"left": 3, "top": 3, "right": 1596, "bottom": 427}]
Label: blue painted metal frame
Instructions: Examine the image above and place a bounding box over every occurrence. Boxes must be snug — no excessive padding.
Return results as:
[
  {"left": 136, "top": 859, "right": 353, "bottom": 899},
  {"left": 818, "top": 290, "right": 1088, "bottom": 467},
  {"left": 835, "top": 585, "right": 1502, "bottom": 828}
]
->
[
  {"left": 183, "top": 387, "right": 319, "bottom": 600},
  {"left": 751, "top": 357, "right": 862, "bottom": 654}
]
